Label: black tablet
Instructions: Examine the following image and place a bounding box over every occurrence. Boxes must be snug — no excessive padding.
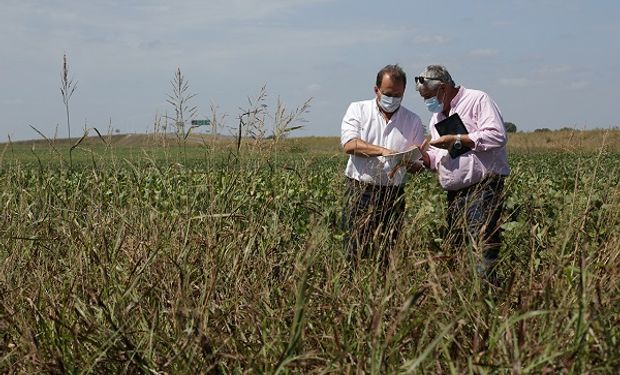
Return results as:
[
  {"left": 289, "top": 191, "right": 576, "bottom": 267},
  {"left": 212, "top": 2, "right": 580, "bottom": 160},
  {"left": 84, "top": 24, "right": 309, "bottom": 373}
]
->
[{"left": 434, "top": 113, "right": 471, "bottom": 158}]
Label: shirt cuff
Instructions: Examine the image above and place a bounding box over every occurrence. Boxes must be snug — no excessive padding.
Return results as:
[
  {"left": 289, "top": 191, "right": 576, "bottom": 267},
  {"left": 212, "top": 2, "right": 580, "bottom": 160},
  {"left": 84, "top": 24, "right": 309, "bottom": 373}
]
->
[
  {"left": 427, "top": 149, "right": 438, "bottom": 171},
  {"left": 467, "top": 131, "right": 481, "bottom": 151},
  {"left": 341, "top": 135, "right": 356, "bottom": 147}
]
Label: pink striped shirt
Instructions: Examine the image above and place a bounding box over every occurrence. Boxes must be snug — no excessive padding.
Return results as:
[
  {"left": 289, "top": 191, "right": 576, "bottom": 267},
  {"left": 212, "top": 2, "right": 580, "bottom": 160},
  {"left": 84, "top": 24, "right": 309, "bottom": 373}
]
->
[{"left": 427, "top": 86, "right": 510, "bottom": 191}]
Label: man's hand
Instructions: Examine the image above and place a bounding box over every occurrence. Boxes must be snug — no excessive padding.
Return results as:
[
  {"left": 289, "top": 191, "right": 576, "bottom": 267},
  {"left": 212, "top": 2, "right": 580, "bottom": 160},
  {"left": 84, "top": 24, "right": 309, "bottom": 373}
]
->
[
  {"left": 417, "top": 139, "right": 431, "bottom": 170},
  {"left": 405, "top": 160, "right": 426, "bottom": 173},
  {"left": 429, "top": 135, "right": 456, "bottom": 150},
  {"left": 389, "top": 139, "right": 430, "bottom": 178}
]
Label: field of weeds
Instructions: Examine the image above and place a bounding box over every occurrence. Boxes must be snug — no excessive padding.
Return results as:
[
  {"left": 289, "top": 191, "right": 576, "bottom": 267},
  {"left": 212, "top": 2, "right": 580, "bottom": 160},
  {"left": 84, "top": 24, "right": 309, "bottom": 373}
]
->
[{"left": 1, "top": 137, "right": 619, "bottom": 373}]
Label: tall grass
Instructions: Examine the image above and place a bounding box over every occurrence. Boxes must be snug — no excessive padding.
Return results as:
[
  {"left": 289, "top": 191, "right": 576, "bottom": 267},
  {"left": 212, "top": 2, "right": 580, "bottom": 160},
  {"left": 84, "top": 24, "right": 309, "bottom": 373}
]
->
[{"left": 0, "top": 138, "right": 618, "bottom": 373}]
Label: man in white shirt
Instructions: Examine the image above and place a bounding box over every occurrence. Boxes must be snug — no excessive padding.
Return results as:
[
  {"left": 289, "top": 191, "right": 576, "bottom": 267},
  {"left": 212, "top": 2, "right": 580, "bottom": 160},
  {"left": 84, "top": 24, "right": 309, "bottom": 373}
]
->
[{"left": 341, "top": 64, "right": 426, "bottom": 266}]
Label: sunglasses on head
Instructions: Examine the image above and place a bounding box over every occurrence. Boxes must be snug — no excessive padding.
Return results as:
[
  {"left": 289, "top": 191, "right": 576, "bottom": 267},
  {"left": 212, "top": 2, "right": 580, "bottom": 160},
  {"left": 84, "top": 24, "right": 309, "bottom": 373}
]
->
[{"left": 414, "top": 76, "right": 442, "bottom": 85}]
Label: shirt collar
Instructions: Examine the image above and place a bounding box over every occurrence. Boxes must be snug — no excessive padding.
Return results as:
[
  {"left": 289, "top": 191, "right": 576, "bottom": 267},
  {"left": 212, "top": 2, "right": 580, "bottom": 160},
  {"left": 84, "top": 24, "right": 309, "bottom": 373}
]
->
[
  {"left": 433, "top": 87, "right": 463, "bottom": 121},
  {"left": 450, "top": 86, "right": 465, "bottom": 108}
]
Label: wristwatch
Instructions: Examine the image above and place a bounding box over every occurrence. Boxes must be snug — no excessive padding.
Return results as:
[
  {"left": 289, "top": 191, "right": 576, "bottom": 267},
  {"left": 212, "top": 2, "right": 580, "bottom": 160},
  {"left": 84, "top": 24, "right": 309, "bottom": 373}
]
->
[{"left": 453, "top": 134, "right": 462, "bottom": 150}]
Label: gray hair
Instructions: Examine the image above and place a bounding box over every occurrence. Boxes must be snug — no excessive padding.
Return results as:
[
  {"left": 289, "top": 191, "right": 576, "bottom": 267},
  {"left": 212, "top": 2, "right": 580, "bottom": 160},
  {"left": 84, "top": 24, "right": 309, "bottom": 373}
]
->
[{"left": 416, "top": 65, "right": 455, "bottom": 91}]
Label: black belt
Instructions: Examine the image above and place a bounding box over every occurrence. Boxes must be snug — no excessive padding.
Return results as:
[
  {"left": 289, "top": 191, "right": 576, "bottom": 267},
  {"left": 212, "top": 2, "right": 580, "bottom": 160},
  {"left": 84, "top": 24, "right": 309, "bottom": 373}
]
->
[{"left": 346, "top": 177, "right": 404, "bottom": 193}]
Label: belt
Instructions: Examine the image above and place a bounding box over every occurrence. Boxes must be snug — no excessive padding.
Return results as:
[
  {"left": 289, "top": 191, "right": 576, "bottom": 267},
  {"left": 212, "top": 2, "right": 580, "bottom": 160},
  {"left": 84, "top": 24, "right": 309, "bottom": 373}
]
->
[{"left": 346, "top": 177, "right": 404, "bottom": 193}]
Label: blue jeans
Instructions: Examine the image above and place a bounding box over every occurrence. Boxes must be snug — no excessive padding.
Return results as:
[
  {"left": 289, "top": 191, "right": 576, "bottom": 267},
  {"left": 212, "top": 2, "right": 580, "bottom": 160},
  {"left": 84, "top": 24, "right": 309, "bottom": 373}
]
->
[
  {"left": 446, "top": 176, "right": 506, "bottom": 266},
  {"left": 342, "top": 178, "right": 405, "bottom": 266}
]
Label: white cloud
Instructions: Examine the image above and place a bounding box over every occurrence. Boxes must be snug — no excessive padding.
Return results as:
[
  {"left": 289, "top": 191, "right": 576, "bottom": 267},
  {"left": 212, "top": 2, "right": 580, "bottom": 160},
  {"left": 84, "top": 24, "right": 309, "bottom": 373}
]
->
[
  {"left": 1, "top": 98, "right": 24, "bottom": 106},
  {"left": 499, "top": 78, "right": 533, "bottom": 87},
  {"left": 305, "top": 83, "right": 321, "bottom": 93},
  {"left": 0, "top": 0, "right": 336, "bottom": 54},
  {"left": 492, "top": 20, "right": 513, "bottom": 27},
  {"left": 468, "top": 49, "right": 497, "bottom": 58},
  {"left": 413, "top": 35, "right": 449, "bottom": 45},
  {"left": 0, "top": 0, "right": 405, "bottom": 73},
  {"left": 536, "top": 64, "right": 575, "bottom": 75},
  {"left": 569, "top": 80, "right": 589, "bottom": 90}
]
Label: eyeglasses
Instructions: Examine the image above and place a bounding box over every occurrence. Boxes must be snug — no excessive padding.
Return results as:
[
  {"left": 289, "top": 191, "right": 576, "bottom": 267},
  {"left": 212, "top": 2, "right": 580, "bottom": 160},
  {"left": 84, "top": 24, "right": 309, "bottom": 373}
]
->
[{"left": 414, "top": 76, "right": 442, "bottom": 85}]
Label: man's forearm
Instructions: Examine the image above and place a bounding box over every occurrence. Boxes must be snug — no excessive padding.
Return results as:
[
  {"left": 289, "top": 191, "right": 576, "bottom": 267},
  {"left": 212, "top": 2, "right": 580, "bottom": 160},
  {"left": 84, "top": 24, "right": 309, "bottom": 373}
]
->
[{"left": 343, "top": 138, "right": 391, "bottom": 157}]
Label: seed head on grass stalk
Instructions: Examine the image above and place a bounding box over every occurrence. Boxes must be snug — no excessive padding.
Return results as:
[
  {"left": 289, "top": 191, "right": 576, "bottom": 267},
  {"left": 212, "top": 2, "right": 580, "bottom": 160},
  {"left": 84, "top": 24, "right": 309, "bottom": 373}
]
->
[
  {"left": 235, "top": 86, "right": 311, "bottom": 157},
  {"left": 272, "top": 97, "right": 312, "bottom": 144},
  {"left": 165, "top": 67, "right": 198, "bottom": 143},
  {"left": 60, "top": 54, "right": 77, "bottom": 142},
  {"left": 236, "top": 85, "right": 268, "bottom": 155}
]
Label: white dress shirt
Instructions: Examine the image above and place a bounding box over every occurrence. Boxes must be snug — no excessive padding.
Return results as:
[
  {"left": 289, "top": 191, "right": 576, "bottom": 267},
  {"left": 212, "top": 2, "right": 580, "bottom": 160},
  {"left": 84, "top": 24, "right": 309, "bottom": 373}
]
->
[{"left": 341, "top": 99, "right": 425, "bottom": 186}]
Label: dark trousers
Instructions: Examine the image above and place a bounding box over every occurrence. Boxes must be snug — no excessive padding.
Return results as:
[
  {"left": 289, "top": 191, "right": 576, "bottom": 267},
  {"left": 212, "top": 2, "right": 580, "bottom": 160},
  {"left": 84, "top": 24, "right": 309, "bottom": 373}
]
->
[
  {"left": 341, "top": 178, "right": 405, "bottom": 266},
  {"left": 446, "top": 176, "right": 506, "bottom": 266}
]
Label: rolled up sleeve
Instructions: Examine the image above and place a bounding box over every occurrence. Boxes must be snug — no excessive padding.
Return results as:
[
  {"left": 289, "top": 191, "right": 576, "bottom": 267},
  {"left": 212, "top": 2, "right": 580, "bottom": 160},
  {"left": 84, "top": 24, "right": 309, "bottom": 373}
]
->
[
  {"left": 427, "top": 146, "right": 441, "bottom": 171},
  {"left": 426, "top": 120, "right": 441, "bottom": 171},
  {"left": 341, "top": 103, "right": 361, "bottom": 147},
  {"left": 468, "top": 94, "right": 507, "bottom": 152}
]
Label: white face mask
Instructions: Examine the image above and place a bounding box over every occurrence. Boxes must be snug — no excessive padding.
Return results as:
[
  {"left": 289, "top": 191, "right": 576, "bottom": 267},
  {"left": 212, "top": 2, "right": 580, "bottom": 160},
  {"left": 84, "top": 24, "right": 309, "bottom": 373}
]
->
[{"left": 378, "top": 94, "right": 402, "bottom": 113}]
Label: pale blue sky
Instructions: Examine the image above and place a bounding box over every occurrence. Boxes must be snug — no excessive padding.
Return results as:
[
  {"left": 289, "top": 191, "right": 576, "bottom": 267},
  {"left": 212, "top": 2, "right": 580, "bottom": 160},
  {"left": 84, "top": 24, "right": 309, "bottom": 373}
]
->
[{"left": 1, "top": 0, "right": 618, "bottom": 141}]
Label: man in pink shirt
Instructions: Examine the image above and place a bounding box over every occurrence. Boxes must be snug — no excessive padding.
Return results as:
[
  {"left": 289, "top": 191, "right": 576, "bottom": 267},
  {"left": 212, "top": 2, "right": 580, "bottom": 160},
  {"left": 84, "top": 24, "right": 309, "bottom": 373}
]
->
[{"left": 416, "top": 65, "right": 510, "bottom": 280}]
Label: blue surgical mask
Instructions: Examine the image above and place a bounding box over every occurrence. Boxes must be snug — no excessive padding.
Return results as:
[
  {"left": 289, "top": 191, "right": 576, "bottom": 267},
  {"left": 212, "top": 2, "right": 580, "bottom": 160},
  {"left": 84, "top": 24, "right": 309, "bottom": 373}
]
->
[
  {"left": 378, "top": 94, "right": 402, "bottom": 113},
  {"left": 424, "top": 96, "right": 443, "bottom": 113}
]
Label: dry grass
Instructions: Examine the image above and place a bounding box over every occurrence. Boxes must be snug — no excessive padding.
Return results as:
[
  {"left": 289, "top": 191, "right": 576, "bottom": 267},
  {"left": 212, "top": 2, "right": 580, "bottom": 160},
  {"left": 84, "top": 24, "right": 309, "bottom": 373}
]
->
[
  {"left": 507, "top": 129, "right": 620, "bottom": 153},
  {"left": 0, "top": 138, "right": 619, "bottom": 373}
]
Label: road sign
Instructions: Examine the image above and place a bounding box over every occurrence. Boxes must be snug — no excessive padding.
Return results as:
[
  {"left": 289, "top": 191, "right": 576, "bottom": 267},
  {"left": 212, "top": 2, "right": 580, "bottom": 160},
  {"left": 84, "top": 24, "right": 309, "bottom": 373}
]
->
[{"left": 191, "top": 119, "right": 211, "bottom": 126}]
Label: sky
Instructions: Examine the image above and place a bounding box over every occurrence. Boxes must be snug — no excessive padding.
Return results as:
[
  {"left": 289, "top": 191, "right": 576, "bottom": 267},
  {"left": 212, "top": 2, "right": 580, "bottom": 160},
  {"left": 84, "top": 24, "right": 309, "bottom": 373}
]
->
[{"left": 1, "top": 0, "right": 619, "bottom": 142}]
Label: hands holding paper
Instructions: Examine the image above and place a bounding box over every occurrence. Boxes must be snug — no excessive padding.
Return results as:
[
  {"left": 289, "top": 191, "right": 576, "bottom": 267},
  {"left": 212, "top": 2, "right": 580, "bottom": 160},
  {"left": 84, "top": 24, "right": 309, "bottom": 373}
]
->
[{"left": 387, "top": 139, "right": 430, "bottom": 179}]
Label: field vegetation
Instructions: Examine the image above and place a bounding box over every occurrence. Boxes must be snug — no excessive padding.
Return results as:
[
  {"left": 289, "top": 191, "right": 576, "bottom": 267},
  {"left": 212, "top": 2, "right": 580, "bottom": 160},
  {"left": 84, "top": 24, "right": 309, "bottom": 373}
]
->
[{"left": 1, "top": 130, "right": 619, "bottom": 373}]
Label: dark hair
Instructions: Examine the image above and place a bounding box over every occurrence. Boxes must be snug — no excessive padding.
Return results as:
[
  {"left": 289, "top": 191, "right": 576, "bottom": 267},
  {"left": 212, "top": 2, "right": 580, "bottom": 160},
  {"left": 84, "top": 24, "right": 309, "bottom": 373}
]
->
[{"left": 376, "top": 64, "right": 407, "bottom": 88}]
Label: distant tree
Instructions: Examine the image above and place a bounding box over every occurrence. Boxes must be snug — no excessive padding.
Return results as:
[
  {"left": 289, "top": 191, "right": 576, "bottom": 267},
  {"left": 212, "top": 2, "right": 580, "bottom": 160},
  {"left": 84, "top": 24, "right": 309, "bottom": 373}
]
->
[
  {"left": 534, "top": 128, "right": 552, "bottom": 132},
  {"left": 504, "top": 122, "right": 517, "bottom": 133}
]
